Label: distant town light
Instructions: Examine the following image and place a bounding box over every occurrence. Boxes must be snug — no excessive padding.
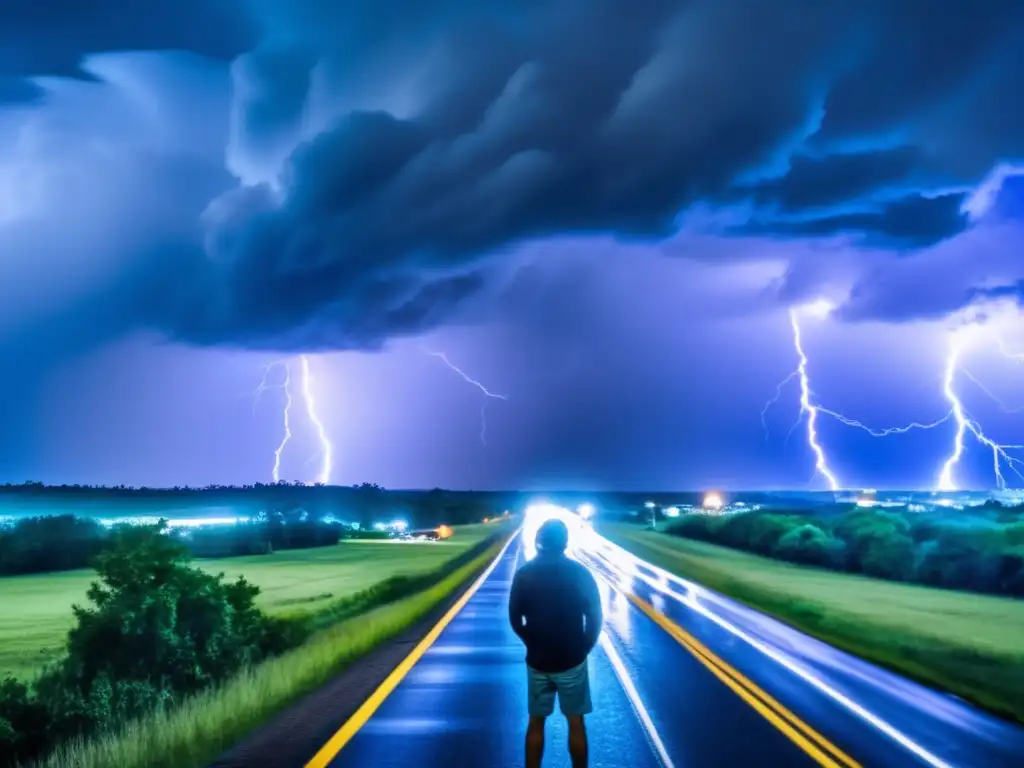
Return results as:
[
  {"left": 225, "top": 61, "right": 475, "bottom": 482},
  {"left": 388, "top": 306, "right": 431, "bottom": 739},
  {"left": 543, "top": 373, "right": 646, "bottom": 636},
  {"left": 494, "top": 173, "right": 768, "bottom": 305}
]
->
[
  {"left": 644, "top": 501, "right": 656, "bottom": 509},
  {"left": 702, "top": 492, "right": 724, "bottom": 510},
  {"left": 577, "top": 503, "right": 596, "bottom": 519},
  {"left": 664, "top": 506, "right": 680, "bottom": 518}
]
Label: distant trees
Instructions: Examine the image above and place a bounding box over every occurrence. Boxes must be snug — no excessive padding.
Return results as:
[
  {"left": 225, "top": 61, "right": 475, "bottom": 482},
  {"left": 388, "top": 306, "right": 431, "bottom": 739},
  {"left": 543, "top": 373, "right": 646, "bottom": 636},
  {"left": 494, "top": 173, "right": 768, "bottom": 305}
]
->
[
  {"left": 773, "top": 524, "right": 843, "bottom": 567},
  {"left": 0, "top": 516, "right": 107, "bottom": 575},
  {"left": 664, "top": 506, "right": 1024, "bottom": 597},
  {"left": 185, "top": 523, "right": 274, "bottom": 558},
  {"left": 0, "top": 513, "right": 342, "bottom": 576},
  {"left": 0, "top": 481, "right": 508, "bottom": 533},
  {"left": 0, "top": 483, "right": 510, "bottom": 576}
]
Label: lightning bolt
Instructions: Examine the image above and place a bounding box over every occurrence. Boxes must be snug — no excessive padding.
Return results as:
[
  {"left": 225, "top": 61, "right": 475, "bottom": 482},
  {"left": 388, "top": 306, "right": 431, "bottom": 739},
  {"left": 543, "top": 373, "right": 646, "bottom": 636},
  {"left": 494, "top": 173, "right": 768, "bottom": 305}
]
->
[
  {"left": 993, "top": 331, "right": 1024, "bottom": 365},
  {"left": 253, "top": 361, "right": 294, "bottom": 483},
  {"left": 299, "top": 354, "right": 333, "bottom": 485},
  {"left": 252, "top": 356, "right": 333, "bottom": 485},
  {"left": 766, "top": 304, "right": 951, "bottom": 491},
  {"left": 788, "top": 308, "right": 842, "bottom": 491},
  {"left": 960, "top": 367, "right": 1024, "bottom": 414},
  {"left": 937, "top": 334, "right": 1024, "bottom": 491},
  {"left": 766, "top": 307, "right": 1024, "bottom": 492},
  {"left": 761, "top": 370, "right": 798, "bottom": 442},
  {"left": 425, "top": 350, "right": 508, "bottom": 446}
]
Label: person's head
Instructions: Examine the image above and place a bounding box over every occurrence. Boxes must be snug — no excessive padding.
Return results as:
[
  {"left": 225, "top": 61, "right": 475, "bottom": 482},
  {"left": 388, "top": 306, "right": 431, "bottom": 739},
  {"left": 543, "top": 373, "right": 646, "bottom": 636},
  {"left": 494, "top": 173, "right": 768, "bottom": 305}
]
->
[{"left": 536, "top": 518, "right": 569, "bottom": 554}]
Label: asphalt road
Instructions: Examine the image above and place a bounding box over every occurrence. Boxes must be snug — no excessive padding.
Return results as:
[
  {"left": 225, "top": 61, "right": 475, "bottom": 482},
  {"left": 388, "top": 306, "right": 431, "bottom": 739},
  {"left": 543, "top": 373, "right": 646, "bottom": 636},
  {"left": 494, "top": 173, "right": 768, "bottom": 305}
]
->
[
  {"left": 318, "top": 530, "right": 1024, "bottom": 768},
  {"left": 578, "top": 528, "right": 1024, "bottom": 768}
]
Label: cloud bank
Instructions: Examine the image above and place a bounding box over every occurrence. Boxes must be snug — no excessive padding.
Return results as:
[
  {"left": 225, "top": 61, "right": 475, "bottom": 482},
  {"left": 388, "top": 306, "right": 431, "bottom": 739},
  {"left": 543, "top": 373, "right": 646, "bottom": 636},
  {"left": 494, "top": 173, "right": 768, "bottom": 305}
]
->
[{"left": 2, "top": 0, "right": 1024, "bottom": 353}]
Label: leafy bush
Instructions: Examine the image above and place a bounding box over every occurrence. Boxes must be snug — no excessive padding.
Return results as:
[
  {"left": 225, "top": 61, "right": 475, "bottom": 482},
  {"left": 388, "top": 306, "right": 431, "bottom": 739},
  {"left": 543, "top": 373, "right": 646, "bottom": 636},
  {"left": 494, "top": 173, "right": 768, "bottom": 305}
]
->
[
  {"left": 857, "top": 531, "right": 916, "bottom": 581},
  {"left": 46, "top": 523, "right": 278, "bottom": 724},
  {"left": 773, "top": 524, "right": 844, "bottom": 567},
  {"left": 0, "top": 522, "right": 283, "bottom": 766},
  {"left": 0, "top": 676, "right": 50, "bottom": 764},
  {"left": 718, "top": 513, "right": 801, "bottom": 556}
]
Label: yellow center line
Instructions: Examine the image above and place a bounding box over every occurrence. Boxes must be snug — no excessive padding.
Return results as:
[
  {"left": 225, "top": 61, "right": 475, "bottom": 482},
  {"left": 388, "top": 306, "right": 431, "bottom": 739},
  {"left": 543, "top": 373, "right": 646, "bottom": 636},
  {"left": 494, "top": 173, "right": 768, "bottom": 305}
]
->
[
  {"left": 305, "top": 533, "right": 518, "bottom": 768},
  {"left": 624, "top": 590, "right": 861, "bottom": 768},
  {"left": 308, "top": 527, "right": 857, "bottom": 768}
]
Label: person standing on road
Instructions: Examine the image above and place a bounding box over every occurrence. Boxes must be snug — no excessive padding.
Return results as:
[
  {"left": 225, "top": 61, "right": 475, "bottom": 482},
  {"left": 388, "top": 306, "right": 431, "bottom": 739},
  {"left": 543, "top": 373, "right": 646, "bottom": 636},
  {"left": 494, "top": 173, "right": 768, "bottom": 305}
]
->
[{"left": 508, "top": 518, "right": 603, "bottom": 768}]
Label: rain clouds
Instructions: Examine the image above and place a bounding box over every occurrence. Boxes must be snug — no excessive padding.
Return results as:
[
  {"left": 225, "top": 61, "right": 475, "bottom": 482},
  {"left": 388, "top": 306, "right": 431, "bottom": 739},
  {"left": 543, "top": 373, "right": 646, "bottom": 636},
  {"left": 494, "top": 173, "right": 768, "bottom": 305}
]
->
[{"left": 3, "top": 0, "right": 1024, "bottom": 352}]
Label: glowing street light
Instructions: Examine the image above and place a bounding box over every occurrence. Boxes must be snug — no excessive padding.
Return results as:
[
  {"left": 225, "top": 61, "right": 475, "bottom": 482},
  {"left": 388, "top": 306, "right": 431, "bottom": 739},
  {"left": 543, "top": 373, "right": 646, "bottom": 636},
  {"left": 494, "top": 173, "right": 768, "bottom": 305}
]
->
[
  {"left": 665, "top": 506, "right": 680, "bottom": 518},
  {"left": 577, "top": 503, "right": 596, "bottom": 519}
]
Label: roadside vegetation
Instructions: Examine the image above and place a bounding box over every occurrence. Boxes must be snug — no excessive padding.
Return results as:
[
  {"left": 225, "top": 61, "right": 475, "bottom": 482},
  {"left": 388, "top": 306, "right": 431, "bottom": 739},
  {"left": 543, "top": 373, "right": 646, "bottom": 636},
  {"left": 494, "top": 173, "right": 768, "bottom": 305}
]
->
[
  {"left": 0, "top": 520, "right": 509, "bottom": 767},
  {"left": 662, "top": 504, "right": 1024, "bottom": 597},
  {"left": 38, "top": 543, "right": 503, "bottom": 768},
  {"left": 0, "top": 523, "right": 493, "bottom": 680},
  {"left": 605, "top": 524, "right": 1024, "bottom": 725}
]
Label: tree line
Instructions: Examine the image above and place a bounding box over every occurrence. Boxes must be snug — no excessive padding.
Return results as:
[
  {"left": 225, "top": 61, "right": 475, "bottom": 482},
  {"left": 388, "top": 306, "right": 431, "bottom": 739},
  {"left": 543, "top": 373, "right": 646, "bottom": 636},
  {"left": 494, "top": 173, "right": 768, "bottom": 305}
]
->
[
  {"left": 1, "top": 511, "right": 394, "bottom": 577},
  {"left": 664, "top": 505, "right": 1024, "bottom": 597},
  {"left": 0, "top": 514, "right": 335, "bottom": 576},
  {"left": 0, "top": 486, "right": 513, "bottom": 576},
  {"left": 1, "top": 483, "right": 505, "bottom": 526}
]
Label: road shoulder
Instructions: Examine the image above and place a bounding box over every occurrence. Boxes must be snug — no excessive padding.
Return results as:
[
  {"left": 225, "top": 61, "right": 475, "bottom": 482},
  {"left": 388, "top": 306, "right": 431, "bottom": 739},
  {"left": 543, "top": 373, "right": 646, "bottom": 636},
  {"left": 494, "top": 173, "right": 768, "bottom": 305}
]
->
[{"left": 207, "top": 553, "right": 497, "bottom": 768}]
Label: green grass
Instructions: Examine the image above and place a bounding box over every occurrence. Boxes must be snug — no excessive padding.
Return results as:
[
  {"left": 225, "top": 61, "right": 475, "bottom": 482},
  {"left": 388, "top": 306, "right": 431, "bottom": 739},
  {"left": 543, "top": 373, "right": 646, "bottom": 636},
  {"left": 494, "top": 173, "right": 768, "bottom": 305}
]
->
[
  {"left": 39, "top": 538, "right": 505, "bottom": 768},
  {"left": 0, "top": 523, "right": 495, "bottom": 680},
  {"left": 604, "top": 524, "right": 1024, "bottom": 725}
]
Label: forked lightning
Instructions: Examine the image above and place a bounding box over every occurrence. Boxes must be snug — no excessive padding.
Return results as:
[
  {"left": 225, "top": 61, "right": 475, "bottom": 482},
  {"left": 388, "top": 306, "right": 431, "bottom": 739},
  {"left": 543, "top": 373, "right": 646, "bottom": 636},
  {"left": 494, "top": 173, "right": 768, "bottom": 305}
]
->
[{"left": 765, "top": 303, "right": 1023, "bottom": 490}]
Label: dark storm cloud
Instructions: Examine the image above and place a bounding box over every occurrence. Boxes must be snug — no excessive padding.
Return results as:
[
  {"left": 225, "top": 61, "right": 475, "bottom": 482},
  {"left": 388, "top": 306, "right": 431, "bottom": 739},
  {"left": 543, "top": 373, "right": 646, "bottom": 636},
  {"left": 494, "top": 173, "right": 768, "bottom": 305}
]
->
[
  {"left": 227, "top": 46, "right": 315, "bottom": 183},
  {"left": 163, "top": 0, "right": 1024, "bottom": 349},
  {"left": 833, "top": 217, "right": 1024, "bottom": 323},
  {"left": 741, "top": 192, "right": 971, "bottom": 249},
  {"left": 5, "top": 0, "right": 1024, "bottom": 355},
  {"left": 0, "top": 0, "right": 257, "bottom": 102},
  {"left": 738, "top": 146, "right": 941, "bottom": 213}
]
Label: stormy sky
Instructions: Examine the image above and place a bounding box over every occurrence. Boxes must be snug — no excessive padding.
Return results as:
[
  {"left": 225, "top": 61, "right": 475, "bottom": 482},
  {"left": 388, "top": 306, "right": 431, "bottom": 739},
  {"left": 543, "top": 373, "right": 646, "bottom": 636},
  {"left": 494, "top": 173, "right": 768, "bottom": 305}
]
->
[{"left": 2, "top": 0, "right": 1024, "bottom": 491}]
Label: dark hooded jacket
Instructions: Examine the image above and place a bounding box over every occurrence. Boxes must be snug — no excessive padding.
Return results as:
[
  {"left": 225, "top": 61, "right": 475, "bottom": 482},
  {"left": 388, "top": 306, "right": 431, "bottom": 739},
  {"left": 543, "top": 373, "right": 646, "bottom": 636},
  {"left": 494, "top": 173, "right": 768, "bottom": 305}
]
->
[{"left": 508, "top": 550, "right": 603, "bottom": 673}]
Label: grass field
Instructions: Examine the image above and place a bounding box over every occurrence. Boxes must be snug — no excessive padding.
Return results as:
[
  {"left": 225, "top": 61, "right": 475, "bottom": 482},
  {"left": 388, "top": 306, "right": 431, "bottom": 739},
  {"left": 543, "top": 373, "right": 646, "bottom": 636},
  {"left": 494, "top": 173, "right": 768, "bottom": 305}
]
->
[
  {"left": 604, "top": 525, "right": 1024, "bottom": 725},
  {"left": 0, "top": 523, "right": 495, "bottom": 680},
  {"left": 40, "top": 537, "right": 506, "bottom": 768}
]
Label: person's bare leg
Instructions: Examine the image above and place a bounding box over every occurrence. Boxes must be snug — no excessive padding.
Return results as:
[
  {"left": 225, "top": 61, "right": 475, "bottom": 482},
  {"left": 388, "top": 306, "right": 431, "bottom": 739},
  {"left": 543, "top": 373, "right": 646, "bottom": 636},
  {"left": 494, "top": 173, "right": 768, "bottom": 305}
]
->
[
  {"left": 526, "top": 715, "right": 546, "bottom": 768},
  {"left": 567, "top": 715, "right": 588, "bottom": 768}
]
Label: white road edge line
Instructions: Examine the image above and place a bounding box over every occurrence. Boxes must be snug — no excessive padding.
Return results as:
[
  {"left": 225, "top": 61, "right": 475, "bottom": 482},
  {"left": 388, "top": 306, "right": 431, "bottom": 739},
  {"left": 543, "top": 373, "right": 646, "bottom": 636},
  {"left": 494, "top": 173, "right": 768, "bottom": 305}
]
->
[
  {"left": 600, "top": 631, "right": 678, "bottom": 768},
  {"left": 591, "top": 535, "right": 953, "bottom": 768}
]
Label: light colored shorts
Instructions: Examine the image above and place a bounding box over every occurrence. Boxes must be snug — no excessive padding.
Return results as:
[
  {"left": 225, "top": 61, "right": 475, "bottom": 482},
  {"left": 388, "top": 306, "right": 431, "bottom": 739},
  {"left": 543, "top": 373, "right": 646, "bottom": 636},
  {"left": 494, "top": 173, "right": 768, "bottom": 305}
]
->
[{"left": 527, "top": 659, "right": 593, "bottom": 717}]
